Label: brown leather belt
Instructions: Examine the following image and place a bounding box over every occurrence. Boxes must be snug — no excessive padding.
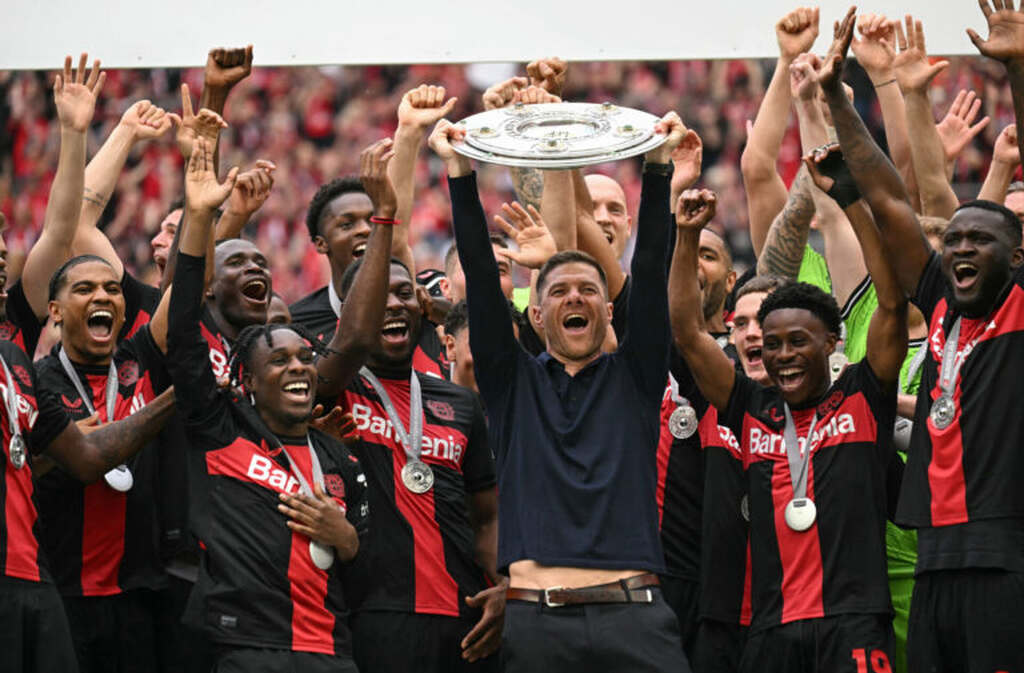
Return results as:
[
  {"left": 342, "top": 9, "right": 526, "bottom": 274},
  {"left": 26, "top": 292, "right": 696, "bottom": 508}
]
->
[{"left": 506, "top": 573, "right": 660, "bottom": 607}]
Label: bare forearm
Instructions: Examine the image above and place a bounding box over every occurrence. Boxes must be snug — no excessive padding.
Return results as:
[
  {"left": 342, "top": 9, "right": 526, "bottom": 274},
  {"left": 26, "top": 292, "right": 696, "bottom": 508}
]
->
[
  {"left": 509, "top": 167, "right": 543, "bottom": 211},
  {"left": 669, "top": 229, "right": 706, "bottom": 347},
  {"left": 1008, "top": 60, "right": 1024, "bottom": 162},
  {"left": 875, "top": 83, "right": 920, "bottom": 210},
  {"left": 570, "top": 170, "right": 626, "bottom": 298},
  {"left": 845, "top": 201, "right": 903, "bottom": 311},
  {"left": 795, "top": 99, "right": 830, "bottom": 152},
  {"left": 978, "top": 159, "right": 1016, "bottom": 202},
  {"left": 541, "top": 170, "right": 576, "bottom": 251},
  {"left": 389, "top": 124, "right": 425, "bottom": 274},
  {"left": 474, "top": 519, "right": 501, "bottom": 585},
  {"left": 903, "top": 90, "right": 958, "bottom": 218},
  {"left": 756, "top": 168, "right": 814, "bottom": 279},
  {"left": 81, "top": 125, "right": 134, "bottom": 227},
  {"left": 813, "top": 189, "right": 865, "bottom": 308},
  {"left": 214, "top": 209, "right": 248, "bottom": 240}
]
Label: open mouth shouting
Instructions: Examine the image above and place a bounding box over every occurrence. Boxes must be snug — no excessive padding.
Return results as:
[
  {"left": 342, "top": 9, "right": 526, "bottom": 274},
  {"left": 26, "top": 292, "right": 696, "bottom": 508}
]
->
[
  {"left": 775, "top": 366, "right": 806, "bottom": 391},
  {"left": 0, "top": 271, "right": 8, "bottom": 300},
  {"left": 240, "top": 277, "right": 269, "bottom": 307},
  {"left": 744, "top": 346, "right": 763, "bottom": 368},
  {"left": 282, "top": 379, "right": 312, "bottom": 405},
  {"left": 562, "top": 313, "right": 590, "bottom": 335},
  {"left": 952, "top": 261, "right": 979, "bottom": 292},
  {"left": 352, "top": 241, "right": 368, "bottom": 259},
  {"left": 86, "top": 308, "right": 115, "bottom": 343},
  {"left": 381, "top": 316, "right": 410, "bottom": 346}
]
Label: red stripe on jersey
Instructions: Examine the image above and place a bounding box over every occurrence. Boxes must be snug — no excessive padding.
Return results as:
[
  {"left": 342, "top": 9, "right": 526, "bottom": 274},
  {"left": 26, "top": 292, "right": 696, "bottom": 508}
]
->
[
  {"left": 698, "top": 407, "right": 742, "bottom": 460},
  {"left": 768, "top": 408, "right": 825, "bottom": 623},
  {"left": 740, "top": 540, "right": 752, "bottom": 626},
  {"left": 392, "top": 448, "right": 460, "bottom": 615},
  {"left": 3, "top": 449, "right": 40, "bottom": 581},
  {"left": 124, "top": 310, "right": 152, "bottom": 339},
  {"left": 80, "top": 482, "right": 126, "bottom": 595},
  {"left": 284, "top": 444, "right": 337, "bottom": 655},
  {"left": 413, "top": 346, "right": 443, "bottom": 379},
  {"left": 655, "top": 386, "right": 674, "bottom": 527}
]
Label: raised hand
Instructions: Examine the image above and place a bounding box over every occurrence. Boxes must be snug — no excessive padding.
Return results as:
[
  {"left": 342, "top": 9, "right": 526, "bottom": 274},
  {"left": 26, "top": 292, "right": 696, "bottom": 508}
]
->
[
  {"left": 814, "top": 6, "right": 857, "bottom": 92},
  {"left": 428, "top": 119, "right": 467, "bottom": 162},
  {"left": 310, "top": 404, "right": 358, "bottom": 442},
  {"left": 397, "top": 84, "right": 458, "bottom": 129},
  {"left": 671, "top": 129, "right": 704, "bottom": 196},
  {"left": 493, "top": 202, "right": 558, "bottom": 269},
  {"left": 278, "top": 485, "right": 359, "bottom": 559},
  {"left": 359, "top": 139, "right": 397, "bottom": 218},
  {"left": 675, "top": 189, "right": 718, "bottom": 230},
  {"left": 227, "top": 160, "right": 276, "bottom": 217},
  {"left": 968, "top": 0, "right": 1024, "bottom": 63},
  {"left": 803, "top": 144, "right": 863, "bottom": 208},
  {"left": 851, "top": 13, "right": 896, "bottom": 83},
  {"left": 482, "top": 76, "right": 528, "bottom": 110},
  {"left": 646, "top": 111, "right": 688, "bottom": 164},
  {"left": 168, "top": 83, "right": 229, "bottom": 159},
  {"left": 54, "top": 54, "right": 106, "bottom": 133},
  {"left": 789, "top": 52, "right": 822, "bottom": 101},
  {"left": 994, "top": 122, "right": 1021, "bottom": 165},
  {"left": 776, "top": 6, "right": 821, "bottom": 60},
  {"left": 936, "top": 89, "right": 991, "bottom": 162},
  {"left": 513, "top": 85, "right": 561, "bottom": 105},
  {"left": 204, "top": 45, "right": 254, "bottom": 89},
  {"left": 184, "top": 137, "right": 238, "bottom": 214},
  {"left": 892, "top": 15, "right": 949, "bottom": 93},
  {"left": 526, "top": 57, "right": 568, "bottom": 97},
  {"left": 118, "top": 100, "right": 173, "bottom": 143}
]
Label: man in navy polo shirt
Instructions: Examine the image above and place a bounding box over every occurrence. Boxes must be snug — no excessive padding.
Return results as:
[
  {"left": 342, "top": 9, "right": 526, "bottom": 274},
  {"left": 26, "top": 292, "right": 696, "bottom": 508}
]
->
[{"left": 432, "top": 112, "right": 691, "bottom": 673}]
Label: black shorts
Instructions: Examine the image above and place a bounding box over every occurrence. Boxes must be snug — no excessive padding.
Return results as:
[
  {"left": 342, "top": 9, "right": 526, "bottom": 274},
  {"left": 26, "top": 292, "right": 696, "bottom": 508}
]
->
[
  {"left": 212, "top": 647, "right": 358, "bottom": 673},
  {"left": 351, "top": 610, "right": 499, "bottom": 673},
  {"left": 690, "top": 619, "right": 747, "bottom": 673},
  {"left": 660, "top": 575, "right": 700, "bottom": 659},
  {"left": 155, "top": 575, "right": 214, "bottom": 673},
  {"left": 740, "top": 613, "right": 893, "bottom": 673},
  {"left": 0, "top": 577, "right": 78, "bottom": 673},
  {"left": 502, "top": 588, "right": 690, "bottom": 673},
  {"left": 907, "top": 568, "right": 1024, "bottom": 673},
  {"left": 63, "top": 588, "right": 162, "bottom": 673}
]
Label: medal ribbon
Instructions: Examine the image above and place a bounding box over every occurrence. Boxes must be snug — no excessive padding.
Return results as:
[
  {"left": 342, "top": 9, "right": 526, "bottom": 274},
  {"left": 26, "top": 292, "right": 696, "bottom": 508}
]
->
[
  {"left": 937, "top": 317, "right": 964, "bottom": 399},
  {"left": 668, "top": 373, "right": 687, "bottom": 406},
  {"left": 277, "top": 435, "right": 325, "bottom": 499},
  {"left": 58, "top": 348, "right": 117, "bottom": 424},
  {"left": 783, "top": 404, "right": 818, "bottom": 501},
  {"left": 901, "top": 342, "right": 929, "bottom": 394},
  {"left": 359, "top": 367, "right": 424, "bottom": 467},
  {"left": 0, "top": 353, "right": 24, "bottom": 446}
]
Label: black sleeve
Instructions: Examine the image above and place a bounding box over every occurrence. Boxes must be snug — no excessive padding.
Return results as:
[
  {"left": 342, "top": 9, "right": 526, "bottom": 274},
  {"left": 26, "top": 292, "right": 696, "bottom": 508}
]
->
[
  {"left": 620, "top": 170, "right": 673, "bottom": 402},
  {"left": 118, "top": 324, "right": 171, "bottom": 393},
  {"left": 517, "top": 317, "right": 545, "bottom": 357},
  {"left": 885, "top": 451, "right": 905, "bottom": 523},
  {"left": 450, "top": 173, "right": 523, "bottom": 409},
  {"left": 911, "top": 252, "right": 945, "bottom": 319},
  {"left": 22, "top": 351, "right": 71, "bottom": 455},
  {"left": 722, "top": 373, "right": 760, "bottom": 441},
  {"left": 343, "top": 453, "right": 370, "bottom": 539},
  {"left": 611, "top": 275, "right": 631, "bottom": 344},
  {"left": 165, "top": 252, "right": 230, "bottom": 444},
  {"left": 119, "top": 271, "right": 161, "bottom": 340},
  {"left": 5, "top": 281, "right": 43, "bottom": 357},
  {"left": 461, "top": 393, "right": 497, "bottom": 494}
]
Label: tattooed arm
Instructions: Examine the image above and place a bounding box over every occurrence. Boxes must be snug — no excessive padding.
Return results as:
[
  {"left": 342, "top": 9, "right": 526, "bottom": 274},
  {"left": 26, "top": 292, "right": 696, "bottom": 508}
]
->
[
  {"left": 756, "top": 167, "right": 815, "bottom": 279},
  {"left": 510, "top": 167, "right": 544, "bottom": 211}
]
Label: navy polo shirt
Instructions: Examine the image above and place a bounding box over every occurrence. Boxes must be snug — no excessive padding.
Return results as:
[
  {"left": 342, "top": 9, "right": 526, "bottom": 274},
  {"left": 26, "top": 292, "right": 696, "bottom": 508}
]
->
[{"left": 451, "top": 170, "right": 672, "bottom": 574}]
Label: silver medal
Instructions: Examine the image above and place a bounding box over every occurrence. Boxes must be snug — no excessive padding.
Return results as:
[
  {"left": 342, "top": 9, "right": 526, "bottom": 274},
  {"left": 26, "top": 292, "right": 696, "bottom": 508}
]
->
[
  {"left": 309, "top": 540, "right": 335, "bottom": 570},
  {"left": 828, "top": 352, "right": 848, "bottom": 383},
  {"left": 784, "top": 497, "right": 817, "bottom": 532},
  {"left": 104, "top": 464, "right": 134, "bottom": 492},
  {"left": 668, "top": 404, "right": 698, "bottom": 440},
  {"left": 401, "top": 462, "right": 434, "bottom": 494},
  {"left": 740, "top": 494, "right": 750, "bottom": 523},
  {"left": 929, "top": 395, "right": 955, "bottom": 430},
  {"left": 9, "top": 434, "right": 25, "bottom": 469}
]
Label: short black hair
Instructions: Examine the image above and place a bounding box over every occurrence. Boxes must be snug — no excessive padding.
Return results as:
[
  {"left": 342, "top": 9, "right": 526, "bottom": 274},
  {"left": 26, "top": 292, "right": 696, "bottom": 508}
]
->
[
  {"left": 756, "top": 281, "right": 841, "bottom": 336},
  {"left": 166, "top": 196, "right": 185, "bottom": 215},
  {"left": 230, "top": 322, "right": 327, "bottom": 390},
  {"left": 339, "top": 256, "right": 413, "bottom": 299},
  {"left": 536, "top": 250, "right": 608, "bottom": 297},
  {"left": 445, "top": 234, "right": 509, "bottom": 277},
  {"left": 49, "top": 254, "right": 115, "bottom": 301},
  {"left": 305, "top": 177, "right": 367, "bottom": 241},
  {"left": 444, "top": 298, "right": 524, "bottom": 337},
  {"left": 955, "top": 200, "right": 1023, "bottom": 247},
  {"left": 736, "top": 275, "right": 789, "bottom": 302}
]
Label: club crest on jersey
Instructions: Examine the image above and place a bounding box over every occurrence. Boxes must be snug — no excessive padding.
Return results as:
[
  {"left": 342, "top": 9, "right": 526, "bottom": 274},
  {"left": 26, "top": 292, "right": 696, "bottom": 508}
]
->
[
  {"left": 324, "top": 473, "right": 345, "bottom": 499},
  {"left": 426, "top": 400, "right": 455, "bottom": 421},
  {"left": 817, "top": 390, "right": 845, "bottom": 417},
  {"left": 0, "top": 382, "right": 38, "bottom": 429},
  {"left": 767, "top": 406, "right": 785, "bottom": 424},
  {"left": 11, "top": 365, "right": 31, "bottom": 388},
  {"left": 0, "top": 323, "right": 14, "bottom": 342},
  {"left": 118, "top": 360, "right": 140, "bottom": 387}
]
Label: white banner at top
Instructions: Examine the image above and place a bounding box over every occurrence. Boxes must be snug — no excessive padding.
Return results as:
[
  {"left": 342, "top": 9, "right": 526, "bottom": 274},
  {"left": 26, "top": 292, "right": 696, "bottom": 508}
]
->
[{"left": 0, "top": 0, "right": 991, "bottom": 70}]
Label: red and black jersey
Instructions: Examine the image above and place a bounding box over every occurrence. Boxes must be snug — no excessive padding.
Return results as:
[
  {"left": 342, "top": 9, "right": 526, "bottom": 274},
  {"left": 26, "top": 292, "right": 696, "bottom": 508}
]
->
[
  {"left": 167, "top": 252, "right": 370, "bottom": 655},
  {"left": 660, "top": 354, "right": 752, "bottom": 626},
  {"left": 899, "top": 255, "right": 1024, "bottom": 535},
  {"left": 0, "top": 282, "right": 44, "bottom": 358},
  {"left": 290, "top": 285, "right": 449, "bottom": 379},
  {"left": 120, "top": 271, "right": 161, "bottom": 341},
  {"left": 33, "top": 326, "right": 169, "bottom": 597},
  {"left": 339, "top": 370, "right": 495, "bottom": 617},
  {"left": 0, "top": 340, "right": 72, "bottom": 583},
  {"left": 721, "top": 361, "right": 895, "bottom": 632}
]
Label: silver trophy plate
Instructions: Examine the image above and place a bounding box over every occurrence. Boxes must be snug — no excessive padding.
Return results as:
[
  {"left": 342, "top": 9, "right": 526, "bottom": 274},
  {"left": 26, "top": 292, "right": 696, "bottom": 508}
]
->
[{"left": 453, "top": 102, "right": 668, "bottom": 168}]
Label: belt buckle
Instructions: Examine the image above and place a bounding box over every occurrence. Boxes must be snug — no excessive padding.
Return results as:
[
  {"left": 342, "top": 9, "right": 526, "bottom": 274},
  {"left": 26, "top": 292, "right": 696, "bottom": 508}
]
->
[{"left": 543, "top": 586, "right": 565, "bottom": 607}]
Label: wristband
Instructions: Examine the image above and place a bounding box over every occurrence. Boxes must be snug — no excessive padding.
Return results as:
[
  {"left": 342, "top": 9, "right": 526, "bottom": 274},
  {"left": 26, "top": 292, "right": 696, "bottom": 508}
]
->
[
  {"left": 815, "top": 149, "right": 862, "bottom": 209},
  {"left": 369, "top": 216, "right": 400, "bottom": 226},
  {"left": 643, "top": 161, "right": 673, "bottom": 176}
]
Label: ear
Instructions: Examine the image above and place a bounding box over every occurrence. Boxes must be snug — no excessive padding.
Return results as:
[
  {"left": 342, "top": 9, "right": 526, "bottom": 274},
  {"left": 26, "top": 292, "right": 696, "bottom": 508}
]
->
[
  {"left": 824, "top": 331, "right": 838, "bottom": 355},
  {"left": 626, "top": 215, "right": 634, "bottom": 237},
  {"left": 241, "top": 371, "right": 255, "bottom": 394},
  {"left": 313, "top": 235, "right": 329, "bottom": 256},
  {"left": 442, "top": 334, "right": 456, "bottom": 362},
  {"left": 48, "top": 299, "right": 63, "bottom": 327},
  {"left": 605, "top": 301, "right": 614, "bottom": 323},
  {"left": 438, "top": 277, "right": 452, "bottom": 302},
  {"left": 725, "top": 269, "right": 738, "bottom": 295},
  {"left": 529, "top": 304, "right": 544, "bottom": 330},
  {"left": 1011, "top": 246, "right": 1024, "bottom": 270}
]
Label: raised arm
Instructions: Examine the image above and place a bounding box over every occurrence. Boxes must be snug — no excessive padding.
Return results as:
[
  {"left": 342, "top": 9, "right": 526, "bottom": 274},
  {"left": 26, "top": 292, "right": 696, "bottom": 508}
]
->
[
  {"left": 669, "top": 190, "right": 736, "bottom": 410},
  {"left": 75, "top": 100, "right": 173, "bottom": 277},
  {"left": 852, "top": 13, "right": 920, "bottom": 210},
  {"left": 21, "top": 55, "right": 105, "bottom": 320},
  {"left": 198, "top": 45, "right": 252, "bottom": 172},
  {"left": 968, "top": 0, "right": 1024, "bottom": 165},
  {"left": 316, "top": 140, "right": 397, "bottom": 398},
  {"left": 742, "top": 6, "right": 820, "bottom": 255},
  {"left": 936, "top": 89, "right": 991, "bottom": 180},
  {"left": 756, "top": 167, "right": 815, "bottom": 279},
  {"left": 978, "top": 123, "right": 1020, "bottom": 202},
  {"left": 893, "top": 15, "right": 961, "bottom": 219},
  {"left": 389, "top": 84, "right": 458, "bottom": 276},
  {"left": 806, "top": 146, "right": 908, "bottom": 384},
  {"left": 817, "top": 7, "right": 931, "bottom": 296},
  {"left": 567, "top": 169, "right": 627, "bottom": 299},
  {"left": 214, "top": 160, "right": 276, "bottom": 240}
]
